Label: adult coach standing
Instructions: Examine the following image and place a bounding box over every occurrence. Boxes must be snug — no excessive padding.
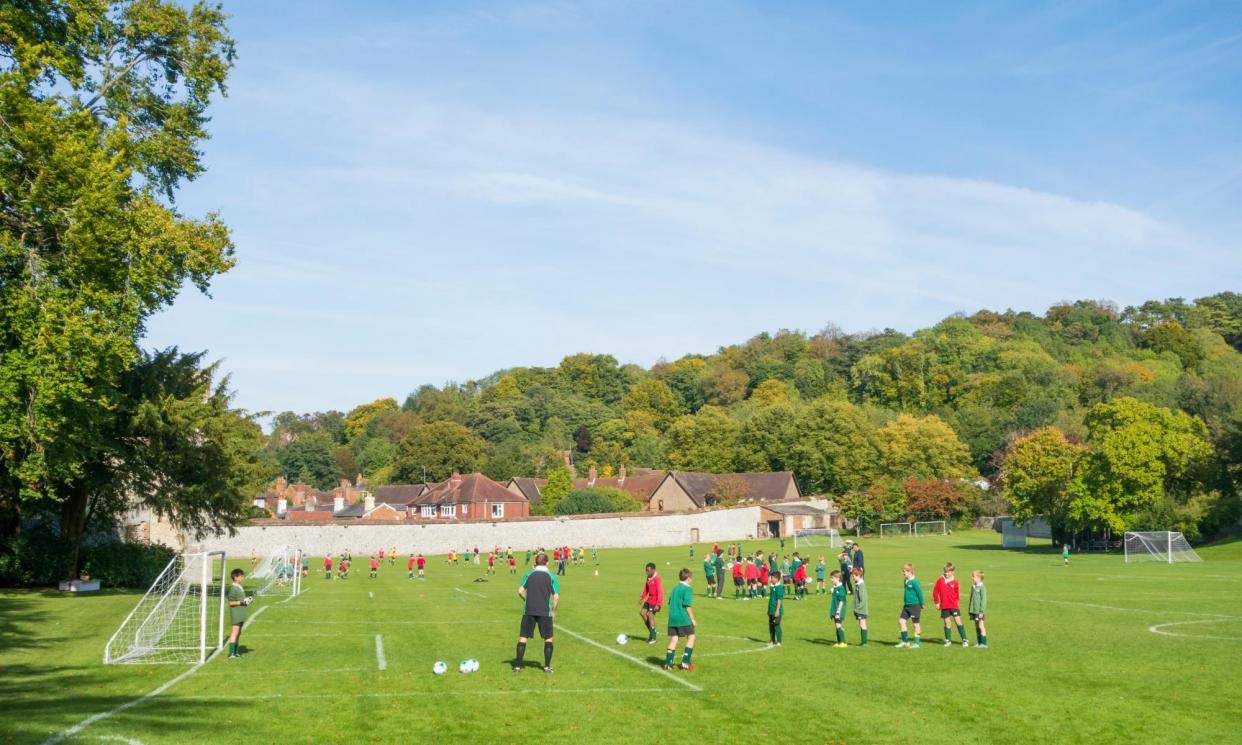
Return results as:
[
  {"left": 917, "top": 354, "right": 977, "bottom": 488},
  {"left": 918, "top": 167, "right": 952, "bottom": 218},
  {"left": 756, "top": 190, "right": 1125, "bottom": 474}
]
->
[
  {"left": 514, "top": 552, "right": 560, "bottom": 673},
  {"left": 849, "top": 540, "right": 864, "bottom": 576}
]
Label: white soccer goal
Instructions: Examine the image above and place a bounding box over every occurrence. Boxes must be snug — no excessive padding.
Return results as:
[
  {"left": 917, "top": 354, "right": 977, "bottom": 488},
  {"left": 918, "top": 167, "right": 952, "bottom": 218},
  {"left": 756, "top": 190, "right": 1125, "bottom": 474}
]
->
[
  {"left": 914, "top": 520, "right": 948, "bottom": 536},
  {"left": 104, "top": 551, "right": 226, "bottom": 664},
  {"left": 879, "top": 522, "right": 912, "bottom": 538},
  {"left": 793, "top": 528, "right": 841, "bottom": 549},
  {"left": 253, "top": 545, "right": 302, "bottom": 597},
  {"left": 1124, "top": 531, "right": 1203, "bottom": 564}
]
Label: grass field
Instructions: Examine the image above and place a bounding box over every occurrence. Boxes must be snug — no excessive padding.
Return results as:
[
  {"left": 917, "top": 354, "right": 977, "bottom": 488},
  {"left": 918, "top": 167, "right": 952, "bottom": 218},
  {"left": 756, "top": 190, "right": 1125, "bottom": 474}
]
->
[{"left": 2, "top": 530, "right": 1241, "bottom": 745}]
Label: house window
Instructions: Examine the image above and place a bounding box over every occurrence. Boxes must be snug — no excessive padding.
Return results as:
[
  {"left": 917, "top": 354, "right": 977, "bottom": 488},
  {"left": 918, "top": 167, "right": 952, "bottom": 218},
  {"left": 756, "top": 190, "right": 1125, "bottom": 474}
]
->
[
  {"left": 421, "top": 506, "right": 434, "bottom": 518},
  {"left": 491, "top": 503, "right": 504, "bottom": 519},
  {"left": 440, "top": 504, "right": 456, "bottom": 518},
  {"left": 461, "top": 504, "right": 468, "bottom": 516}
]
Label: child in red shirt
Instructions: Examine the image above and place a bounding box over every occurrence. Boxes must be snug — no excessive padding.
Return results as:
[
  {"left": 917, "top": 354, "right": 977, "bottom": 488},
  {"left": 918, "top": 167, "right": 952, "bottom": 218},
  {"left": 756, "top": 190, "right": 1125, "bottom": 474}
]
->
[
  {"left": 369, "top": 555, "right": 379, "bottom": 579},
  {"left": 407, "top": 554, "right": 416, "bottom": 579},
  {"left": 731, "top": 559, "right": 745, "bottom": 599},
  {"left": 416, "top": 553, "right": 426, "bottom": 580},
  {"left": 933, "top": 562, "right": 968, "bottom": 646}
]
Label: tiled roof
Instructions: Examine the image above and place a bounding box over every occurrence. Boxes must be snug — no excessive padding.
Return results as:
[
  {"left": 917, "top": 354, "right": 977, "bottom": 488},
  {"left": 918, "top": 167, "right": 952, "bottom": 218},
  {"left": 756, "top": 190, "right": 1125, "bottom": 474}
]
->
[
  {"left": 286, "top": 510, "right": 333, "bottom": 521},
  {"left": 419, "top": 473, "right": 528, "bottom": 506},
  {"left": 372, "top": 484, "right": 428, "bottom": 505},
  {"left": 508, "top": 478, "right": 543, "bottom": 504},
  {"left": 670, "top": 471, "right": 800, "bottom": 508}
]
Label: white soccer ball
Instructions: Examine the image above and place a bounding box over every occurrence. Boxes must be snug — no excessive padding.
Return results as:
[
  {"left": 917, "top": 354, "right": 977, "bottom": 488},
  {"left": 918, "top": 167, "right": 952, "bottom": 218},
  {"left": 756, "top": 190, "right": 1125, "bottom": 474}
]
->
[
  {"left": 616, "top": 633, "right": 628, "bottom": 645},
  {"left": 469, "top": 658, "right": 479, "bottom": 672},
  {"left": 459, "top": 660, "right": 471, "bottom": 674},
  {"left": 432, "top": 661, "right": 447, "bottom": 675}
]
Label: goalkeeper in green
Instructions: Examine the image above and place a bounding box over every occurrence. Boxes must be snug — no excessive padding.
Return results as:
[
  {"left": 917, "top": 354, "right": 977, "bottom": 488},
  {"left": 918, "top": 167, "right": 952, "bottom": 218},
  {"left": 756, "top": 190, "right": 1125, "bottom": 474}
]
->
[{"left": 226, "top": 568, "right": 251, "bottom": 658}]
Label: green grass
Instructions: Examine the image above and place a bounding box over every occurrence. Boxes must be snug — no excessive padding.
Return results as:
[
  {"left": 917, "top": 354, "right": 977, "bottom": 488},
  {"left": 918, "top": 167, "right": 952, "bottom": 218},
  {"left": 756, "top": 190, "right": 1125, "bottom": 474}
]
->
[{"left": 3, "top": 530, "right": 1241, "bottom": 744}]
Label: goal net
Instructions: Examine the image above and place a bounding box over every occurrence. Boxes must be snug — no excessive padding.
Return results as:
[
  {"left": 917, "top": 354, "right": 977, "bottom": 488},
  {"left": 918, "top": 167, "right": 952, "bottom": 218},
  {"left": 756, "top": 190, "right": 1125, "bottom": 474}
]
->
[
  {"left": 104, "top": 551, "right": 226, "bottom": 664},
  {"left": 914, "top": 521, "right": 947, "bottom": 536},
  {"left": 1124, "top": 531, "right": 1203, "bottom": 564},
  {"left": 253, "top": 545, "right": 302, "bottom": 597},
  {"left": 793, "top": 528, "right": 840, "bottom": 549},
  {"left": 879, "top": 522, "right": 912, "bottom": 538}
]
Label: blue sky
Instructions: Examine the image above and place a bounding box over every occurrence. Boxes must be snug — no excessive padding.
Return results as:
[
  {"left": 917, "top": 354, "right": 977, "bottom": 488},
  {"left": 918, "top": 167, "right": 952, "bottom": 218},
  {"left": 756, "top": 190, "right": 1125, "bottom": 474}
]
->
[{"left": 146, "top": 0, "right": 1242, "bottom": 417}]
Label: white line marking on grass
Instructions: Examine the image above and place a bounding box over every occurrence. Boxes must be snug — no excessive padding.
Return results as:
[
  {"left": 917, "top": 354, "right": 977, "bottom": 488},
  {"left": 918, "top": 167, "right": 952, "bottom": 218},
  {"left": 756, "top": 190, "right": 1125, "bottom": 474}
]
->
[
  {"left": 375, "top": 635, "right": 387, "bottom": 670},
  {"left": 1148, "top": 619, "right": 1242, "bottom": 641},
  {"left": 1037, "top": 599, "right": 1242, "bottom": 619},
  {"left": 94, "top": 736, "right": 147, "bottom": 744},
  {"left": 252, "top": 619, "right": 508, "bottom": 627},
  {"left": 368, "top": 591, "right": 373, "bottom": 599},
  {"left": 196, "top": 666, "right": 368, "bottom": 677},
  {"left": 556, "top": 625, "right": 702, "bottom": 692},
  {"left": 44, "top": 591, "right": 305, "bottom": 745},
  {"left": 454, "top": 587, "right": 488, "bottom": 598},
  {"left": 177, "top": 687, "right": 685, "bottom": 701},
  {"left": 697, "top": 644, "right": 775, "bottom": 659}
]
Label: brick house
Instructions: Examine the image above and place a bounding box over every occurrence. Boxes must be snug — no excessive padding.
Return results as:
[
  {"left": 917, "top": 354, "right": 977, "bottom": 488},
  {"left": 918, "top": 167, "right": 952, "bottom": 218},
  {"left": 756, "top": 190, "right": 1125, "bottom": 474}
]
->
[
  {"left": 646, "top": 471, "right": 802, "bottom": 512},
  {"left": 411, "top": 472, "right": 529, "bottom": 521}
]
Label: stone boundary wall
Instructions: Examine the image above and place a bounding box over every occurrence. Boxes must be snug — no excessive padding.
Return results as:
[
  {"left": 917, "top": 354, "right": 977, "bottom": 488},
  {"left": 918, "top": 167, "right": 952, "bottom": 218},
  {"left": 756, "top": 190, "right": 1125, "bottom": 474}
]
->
[{"left": 194, "top": 501, "right": 828, "bottom": 558}]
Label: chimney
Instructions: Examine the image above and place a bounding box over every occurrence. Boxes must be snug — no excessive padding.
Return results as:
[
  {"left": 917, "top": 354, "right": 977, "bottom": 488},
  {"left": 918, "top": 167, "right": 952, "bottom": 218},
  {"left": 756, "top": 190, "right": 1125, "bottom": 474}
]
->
[
  {"left": 451, "top": 470, "right": 462, "bottom": 485},
  {"left": 588, "top": 464, "right": 597, "bottom": 487},
  {"left": 364, "top": 495, "right": 375, "bottom": 512},
  {"left": 333, "top": 496, "right": 345, "bottom": 514},
  {"left": 618, "top": 465, "right": 626, "bottom": 484},
  {"left": 276, "top": 475, "right": 287, "bottom": 493},
  {"left": 277, "top": 498, "right": 287, "bottom": 516}
]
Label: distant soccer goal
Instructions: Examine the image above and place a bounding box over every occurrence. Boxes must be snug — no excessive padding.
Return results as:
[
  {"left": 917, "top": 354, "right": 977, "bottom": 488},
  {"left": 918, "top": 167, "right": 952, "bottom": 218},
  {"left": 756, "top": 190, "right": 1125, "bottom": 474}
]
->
[
  {"left": 879, "top": 522, "right": 912, "bottom": 538},
  {"left": 253, "top": 545, "right": 302, "bottom": 597},
  {"left": 104, "top": 551, "right": 226, "bottom": 664},
  {"left": 1124, "top": 531, "right": 1203, "bottom": 564},
  {"left": 914, "top": 520, "right": 948, "bottom": 536},
  {"left": 793, "top": 528, "right": 840, "bottom": 550}
]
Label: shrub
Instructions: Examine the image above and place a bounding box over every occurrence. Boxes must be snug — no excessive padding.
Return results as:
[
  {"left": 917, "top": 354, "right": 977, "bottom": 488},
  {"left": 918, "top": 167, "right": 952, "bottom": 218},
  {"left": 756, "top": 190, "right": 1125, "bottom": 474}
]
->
[
  {"left": 82, "top": 542, "right": 177, "bottom": 588},
  {"left": 554, "top": 487, "right": 641, "bottom": 515}
]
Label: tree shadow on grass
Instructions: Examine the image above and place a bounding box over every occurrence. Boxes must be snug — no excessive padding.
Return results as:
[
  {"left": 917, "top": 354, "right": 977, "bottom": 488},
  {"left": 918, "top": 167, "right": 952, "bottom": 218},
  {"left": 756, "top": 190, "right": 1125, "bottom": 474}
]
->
[{"left": 8, "top": 685, "right": 226, "bottom": 745}]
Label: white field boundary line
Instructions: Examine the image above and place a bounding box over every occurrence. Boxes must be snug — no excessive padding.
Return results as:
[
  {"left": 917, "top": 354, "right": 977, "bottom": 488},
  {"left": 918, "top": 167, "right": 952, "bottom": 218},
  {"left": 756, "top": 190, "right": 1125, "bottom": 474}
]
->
[
  {"left": 196, "top": 666, "right": 368, "bottom": 677},
  {"left": 556, "top": 625, "right": 702, "bottom": 692},
  {"left": 375, "top": 634, "right": 387, "bottom": 671},
  {"left": 368, "top": 591, "right": 373, "bottom": 599},
  {"left": 1036, "top": 599, "right": 1242, "bottom": 619},
  {"left": 175, "top": 687, "right": 686, "bottom": 701},
  {"left": 44, "top": 591, "right": 303, "bottom": 745},
  {"left": 454, "top": 587, "right": 488, "bottom": 598},
  {"left": 1148, "top": 619, "right": 1242, "bottom": 641}
]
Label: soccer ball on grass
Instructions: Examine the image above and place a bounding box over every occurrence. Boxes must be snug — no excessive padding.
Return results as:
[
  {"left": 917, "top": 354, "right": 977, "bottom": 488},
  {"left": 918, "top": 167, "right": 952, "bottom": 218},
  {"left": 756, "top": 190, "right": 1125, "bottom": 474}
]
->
[
  {"left": 432, "top": 661, "right": 447, "bottom": 675},
  {"left": 616, "top": 634, "right": 628, "bottom": 645}
]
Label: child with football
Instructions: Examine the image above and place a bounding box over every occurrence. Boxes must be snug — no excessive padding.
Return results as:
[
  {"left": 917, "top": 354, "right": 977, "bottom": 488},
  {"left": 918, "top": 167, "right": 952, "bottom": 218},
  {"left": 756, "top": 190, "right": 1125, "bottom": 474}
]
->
[
  {"left": 640, "top": 562, "right": 664, "bottom": 644},
  {"left": 226, "top": 568, "right": 252, "bottom": 659},
  {"left": 663, "top": 568, "right": 697, "bottom": 671}
]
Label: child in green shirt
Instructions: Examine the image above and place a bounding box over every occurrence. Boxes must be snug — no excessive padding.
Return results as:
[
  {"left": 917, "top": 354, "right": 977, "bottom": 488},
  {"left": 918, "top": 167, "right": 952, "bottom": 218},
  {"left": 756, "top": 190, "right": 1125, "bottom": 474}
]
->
[
  {"left": 851, "top": 567, "right": 869, "bottom": 646},
  {"left": 969, "top": 570, "right": 988, "bottom": 649},
  {"left": 663, "top": 568, "right": 697, "bottom": 671},
  {"left": 767, "top": 570, "right": 784, "bottom": 647},
  {"left": 898, "top": 562, "right": 924, "bottom": 649},
  {"left": 829, "top": 570, "right": 848, "bottom": 647},
  {"left": 226, "top": 568, "right": 251, "bottom": 659},
  {"left": 814, "top": 557, "right": 827, "bottom": 594},
  {"left": 703, "top": 555, "right": 716, "bottom": 597}
]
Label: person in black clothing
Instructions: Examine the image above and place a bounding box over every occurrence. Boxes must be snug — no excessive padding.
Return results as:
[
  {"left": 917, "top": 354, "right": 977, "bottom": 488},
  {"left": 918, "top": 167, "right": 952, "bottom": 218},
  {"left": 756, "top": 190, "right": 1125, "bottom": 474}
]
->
[{"left": 514, "top": 552, "right": 560, "bottom": 673}]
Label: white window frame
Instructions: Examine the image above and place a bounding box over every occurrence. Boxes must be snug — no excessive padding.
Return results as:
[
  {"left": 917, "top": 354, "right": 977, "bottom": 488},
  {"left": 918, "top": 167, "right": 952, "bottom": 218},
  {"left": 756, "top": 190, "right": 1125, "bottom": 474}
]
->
[
  {"left": 461, "top": 504, "right": 468, "bottom": 516},
  {"left": 440, "top": 504, "right": 456, "bottom": 518},
  {"left": 420, "top": 505, "right": 434, "bottom": 518},
  {"left": 491, "top": 503, "right": 505, "bottom": 519}
]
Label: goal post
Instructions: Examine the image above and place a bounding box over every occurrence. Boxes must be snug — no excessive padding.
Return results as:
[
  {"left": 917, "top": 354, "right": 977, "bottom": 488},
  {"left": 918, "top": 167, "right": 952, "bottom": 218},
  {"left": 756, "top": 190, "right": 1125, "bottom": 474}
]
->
[
  {"left": 253, "top": 546, "right": 302, "bottom": 597},
  {"left": 793, "top": 528, "right": 840, "bottom": 550},
  {"left": 914, "top": 520, "right": 948, "bottom": 536},
  {"left": 1124, "top": 531, "right": 1203, "bottom": 564},
  {"left": 105, "top": 551, "right": 226, "bottom": 665},
  {"left": 879, "top": 522, "right": 912, "bottom": 538}
]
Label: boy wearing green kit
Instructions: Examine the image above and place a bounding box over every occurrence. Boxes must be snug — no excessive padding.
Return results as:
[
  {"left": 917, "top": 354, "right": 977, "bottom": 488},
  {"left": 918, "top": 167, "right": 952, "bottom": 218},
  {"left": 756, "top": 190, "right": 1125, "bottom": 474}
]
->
[
  {"left": 663, "top": 568, "right": 697, "bottom": 671},
  {"left": 897, "top": 562, "right": 924, "bottom": 649},
  {"left": 969, "top": 569, "right": 989, "bottom": 649},
  {"left": 814, "top": 556, "right": 827, "bottom": 594},
  {"left": 767, "top": 570, "right": 784, "bottom": 647},
  {"left": 226, "top": 568, "right": 251, "bottom": 659},
  {"left": 829, "top": 570, "right": 847, "bottom": 647},
  {"left": 851, "top": 566, "right": 869, "bottom": 646}
]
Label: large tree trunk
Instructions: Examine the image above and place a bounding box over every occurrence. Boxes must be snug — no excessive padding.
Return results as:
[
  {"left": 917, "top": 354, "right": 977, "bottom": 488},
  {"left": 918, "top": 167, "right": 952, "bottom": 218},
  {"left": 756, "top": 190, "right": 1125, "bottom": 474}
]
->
[{"left": 59, "top": 482, "right": 91, "bottom": 580}]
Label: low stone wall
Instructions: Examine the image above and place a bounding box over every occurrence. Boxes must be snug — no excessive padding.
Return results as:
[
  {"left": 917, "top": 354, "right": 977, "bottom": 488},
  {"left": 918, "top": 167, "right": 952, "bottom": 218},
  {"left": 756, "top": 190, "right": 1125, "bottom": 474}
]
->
[{"left": 193, "top": 501, "right": 828, "bottom": 558}]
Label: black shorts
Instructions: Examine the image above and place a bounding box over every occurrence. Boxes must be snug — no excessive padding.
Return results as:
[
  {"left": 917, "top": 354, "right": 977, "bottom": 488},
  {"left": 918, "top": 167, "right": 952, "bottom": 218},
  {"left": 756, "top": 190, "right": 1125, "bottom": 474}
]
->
[
  {"left": 901, "top": 604, "right": 922, "bottom": 623},
  {"left": 768, "top": 614, "right": 782, "bottom": 625},
  {"left": 970, "top": 612, "right": 985, "bottom": 622},
  {"left": 643, "top": 602, "right": 661, "bottom": 614},
  {"left": 706, "top": 575, "right": 716, "bottom": 585},
  {"left": 668, "top": 624, "right": 695, "bottom": 637},
  {"left": 796, "top": 579, "right": 806, "bottom": 589},
  {"left": 853, "top": 612, "right": 867, "bottom": 620},
  {"left": 519, "top": 614, "right": 554, "bottom": 639},
  {"left": 940, "top": 608, "right": 961, "bottom": 619},
  {"left": 733, "top": 576, "right": 744, "bottom": 587}
]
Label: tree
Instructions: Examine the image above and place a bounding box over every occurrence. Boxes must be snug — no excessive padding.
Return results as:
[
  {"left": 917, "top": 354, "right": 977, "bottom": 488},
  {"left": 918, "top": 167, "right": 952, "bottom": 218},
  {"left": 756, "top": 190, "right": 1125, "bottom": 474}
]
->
[
  {"left": 665, "top": 406, "right": 741, "bottom": 473},
  {"left": 878, "top": 414, "right": 974, "bottom": 481},
  {"left": 554, "top": 487, "right": 639, "bottom": 515},
  {"left": 749, "top": 379, "right": 795, "bottom": 406},
  {"left": 344, "top": 398, "right": 399, "bottom": 441},
  {"left": 789, "top": 400, "right": 882, "bottom": 495},
  {"left": 1066, "top": 397, "right": 1213, "bottom": 532},
  {"left": 622, "top": 379, "right": 683, "bottom": 431},
  {"left": 706, "top": 475, "right": 750, "bottom": 507},
  {"left": 904, "top": 479, "right": 977, "bottom": 520},
  {"left": 0, "top": 2, "right": 237, "bottom": 545},
  {"left": 537, "top": 466, "right": 575, "bottom": 515},
  {"left": 277, "top": 434, "right": 338, "bottom": 490},
  {"left": 1000, "top": 427, "right": 1083, "bottom": 524},
  {"left": 393, "top": 422, "right": 488, "bottom": 483}
]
